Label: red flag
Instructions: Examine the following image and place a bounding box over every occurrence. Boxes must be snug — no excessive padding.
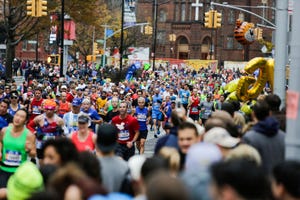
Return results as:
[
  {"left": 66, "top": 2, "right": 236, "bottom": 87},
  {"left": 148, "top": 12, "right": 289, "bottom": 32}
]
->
[{"left": 64, "top": 20, "right": 76, "bottom": 40}]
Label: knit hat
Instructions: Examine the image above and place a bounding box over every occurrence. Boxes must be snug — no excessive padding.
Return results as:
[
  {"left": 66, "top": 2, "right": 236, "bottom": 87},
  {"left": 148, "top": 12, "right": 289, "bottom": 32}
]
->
[
  {"left": 43, "top": 99, "right": 56, "bottom": 110},
  {"left": 7, "top": 162, "right": 44, "bottom": 200}
]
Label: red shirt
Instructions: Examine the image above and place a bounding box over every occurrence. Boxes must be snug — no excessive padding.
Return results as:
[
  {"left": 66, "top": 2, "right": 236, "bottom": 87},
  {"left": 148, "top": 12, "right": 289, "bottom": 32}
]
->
[
  {"left": 29, "top": 98, "right": 43, "bottom": 122},
  {"left": 112, "top": 115, "right": 139, "bottom": 144},
  {"left": 71, "top": 131, "right": 95, "bottom": 152},
  {"left": 189, "top": 96, "right": 200, "bottom": 115},
  {"left": 58, "top": 101, "right": 71, "bottom": 116},
  {"left": 66, "top": 92, "right": 75, "bottom": 103}
]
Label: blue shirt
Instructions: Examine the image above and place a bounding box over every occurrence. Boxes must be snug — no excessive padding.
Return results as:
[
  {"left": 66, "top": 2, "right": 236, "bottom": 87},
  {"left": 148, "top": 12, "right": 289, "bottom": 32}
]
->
[
  {"left": 82, "top": 108, "right": 101, "bottom": 132},
  {"left": 135, "top": 107, "right": 148, "bottom": 131},
  {"left": 152, "top": 94, "right": 162, "bottom": 112},
  {"left": 179, "top": 89, "right": 190, "bottom": 105}
]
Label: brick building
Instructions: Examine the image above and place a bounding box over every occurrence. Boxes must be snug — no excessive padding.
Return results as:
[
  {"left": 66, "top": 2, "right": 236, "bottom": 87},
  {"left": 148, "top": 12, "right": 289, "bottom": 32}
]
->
[{"left": 136, "top": 0, "right": 275, "bottom": 65}]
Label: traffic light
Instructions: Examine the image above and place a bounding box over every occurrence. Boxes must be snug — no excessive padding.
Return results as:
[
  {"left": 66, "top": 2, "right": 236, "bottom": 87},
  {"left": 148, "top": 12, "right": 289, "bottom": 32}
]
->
[
  {"left": 144, "top": 25, "right": 153, "bottom": 35},
  {"left": 26, "top": 0, "right": 36, "bottom": 16},
  {"left": 36, "top": 0, "right": 47, "bottom": 17},
  {"left": 99, "top": 49, "right": 104, "bottom": 55},
  {"left": 213, "top": 11, "right": 222, "bottom": 28},
  {"left": 204, "top": 10, "right": 213, "bottom": 28},
  {"left": 47, "top": 54, "right": 60, "bottom": 65},
  {"left": 93, "top": 42, "right": 98, "bottom": 54},
  {"left": 255, "top": 28, "right": 263, "bottom": 40}
]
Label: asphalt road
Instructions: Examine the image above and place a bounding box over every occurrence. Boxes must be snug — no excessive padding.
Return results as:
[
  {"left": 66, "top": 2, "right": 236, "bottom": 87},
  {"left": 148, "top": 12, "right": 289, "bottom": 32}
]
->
[{"left": 136, "top": 127, "right": 166, "bottom": 157}]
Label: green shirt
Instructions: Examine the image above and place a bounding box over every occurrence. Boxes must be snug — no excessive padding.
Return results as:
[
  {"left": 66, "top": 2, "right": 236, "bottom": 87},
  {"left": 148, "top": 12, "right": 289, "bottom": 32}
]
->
[{"left": 1, "top": 126, "right": 29, "bottom": 173}]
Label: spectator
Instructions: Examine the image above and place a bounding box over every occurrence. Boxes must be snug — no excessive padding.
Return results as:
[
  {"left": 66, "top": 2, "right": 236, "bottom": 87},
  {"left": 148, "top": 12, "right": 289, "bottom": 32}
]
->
[
  {"left": 242, "top": 100, "right": 285, "bottom": 174},
  {"left": 96, "top": 123, "right": 130, "bottom": 193},
  {"left": 272, "top": 161, "right": 300, "bottom": 200}
]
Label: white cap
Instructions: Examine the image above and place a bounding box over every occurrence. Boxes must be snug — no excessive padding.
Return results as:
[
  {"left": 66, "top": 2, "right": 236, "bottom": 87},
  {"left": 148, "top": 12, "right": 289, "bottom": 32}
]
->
[
  {"left": 128, "top": 155, "right": 146, "bottom": 181},
  {"left": 204, "top": 127, "right": 240, "bottom": 148},
  {"left": 61, "top": 85, "right": 67, "bottom": 89}
]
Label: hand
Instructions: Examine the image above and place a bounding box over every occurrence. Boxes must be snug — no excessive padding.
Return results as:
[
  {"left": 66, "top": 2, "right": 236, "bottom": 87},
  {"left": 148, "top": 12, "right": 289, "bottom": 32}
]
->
[
  {"left": 126, "top": 141, "right": 134, "bottom": 148},
  {"left": 25, "top": 141, "right": 32, "bottom": 153}
]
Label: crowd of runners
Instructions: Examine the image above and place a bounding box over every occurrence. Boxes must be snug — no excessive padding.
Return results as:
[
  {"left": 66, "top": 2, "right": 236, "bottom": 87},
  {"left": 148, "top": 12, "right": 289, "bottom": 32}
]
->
[{"left": 0, "top": 61, "right": 298, "bottom": 200}]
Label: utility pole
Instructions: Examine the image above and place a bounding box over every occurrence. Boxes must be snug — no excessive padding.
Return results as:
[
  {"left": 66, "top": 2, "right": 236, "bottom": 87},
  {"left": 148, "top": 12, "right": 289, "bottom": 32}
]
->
[
  {"left": 60, "top": 0, "right": 64, "bottom": 77},
  {"left": 286, "top": 0, "right": 300, "bottom": 161},
  {"left": 152, "top": 0, "right": 158, "bottom": 71},
  {"left": 120, "top": 0, "right": 125, "bottom": 77},
  {"left": 274, "top": 0, "right": 288, "bottom": 105}
]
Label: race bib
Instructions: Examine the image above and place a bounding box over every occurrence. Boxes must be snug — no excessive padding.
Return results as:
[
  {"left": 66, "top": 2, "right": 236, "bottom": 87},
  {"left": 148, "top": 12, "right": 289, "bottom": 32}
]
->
[
  {"left": 43, "top": 134, "right": 56, "bottom": 141},
  {"left": 4, "top": 150, "right": 22, "bottom": 166},
  {"left": 191, "top": 107, "right": 198, "bottom": 113},
  {"left": 36, "top": 140, "right": 43, "bottom": 149},
  {"left": 118, "top": 130, "right": 130, "bottom": 141},
  {"left": 32, "top": 106, "right": 41, "bottom": 114},
  {"left": 137, "top": 113, "right": 147, "bottom": 122}
]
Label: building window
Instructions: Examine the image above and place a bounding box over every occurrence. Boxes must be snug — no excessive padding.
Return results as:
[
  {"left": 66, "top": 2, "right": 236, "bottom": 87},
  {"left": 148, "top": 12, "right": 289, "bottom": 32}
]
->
[
  {"left": 237, "top": 42, "right": 243, "bottom": 50},
  {"left": 22, "top": 41, "right": 28, "bottom": 50},
  {"left": 179, "top": 36, "right": 188, "bottom": 44},
  {"left": 181, "top": 3, "right": 186, "bottom": 21},
  {"left": 226, "top": 36, "right": 234, "bottom": 49},
  {"left": 175, "top": 3, "right": 180, "bottom": 21},
  {"left": 159, "top": 9, "right": 167, "bottom": 22},
  {"left": 157, "top": 30, "right": 166, "bottom": 45},
  {"left": 30, "top": 43, "right": 36, "bottom": 51},
  {"left": 228, "top": 10, "right": 235, "bottom": 24},
  {"left": 218, "top": 36, "right": 224, "bottom": 48}
]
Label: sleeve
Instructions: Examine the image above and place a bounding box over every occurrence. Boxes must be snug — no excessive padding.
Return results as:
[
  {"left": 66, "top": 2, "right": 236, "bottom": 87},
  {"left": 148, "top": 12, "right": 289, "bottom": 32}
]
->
[
  {"left": 92, "top": 110, "right": 101, "bottom": 120},
  {"left": 27, "top": 118, "right": 37, "bottom": 132},
  {"left": 63, "top": 114, "right": 69, "bottom": 135}
]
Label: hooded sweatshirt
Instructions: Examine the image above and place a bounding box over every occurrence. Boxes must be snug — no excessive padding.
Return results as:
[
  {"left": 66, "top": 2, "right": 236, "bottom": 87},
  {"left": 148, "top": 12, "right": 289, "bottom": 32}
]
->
[{"left": 242, "top": 117, "right": 285, "bottom": 174}]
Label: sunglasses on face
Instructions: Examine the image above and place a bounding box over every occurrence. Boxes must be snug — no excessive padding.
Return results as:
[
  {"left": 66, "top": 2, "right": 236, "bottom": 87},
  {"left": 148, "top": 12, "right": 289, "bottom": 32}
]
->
[{"left": 10, "top": 96, "right": 18, "bottom": 99}]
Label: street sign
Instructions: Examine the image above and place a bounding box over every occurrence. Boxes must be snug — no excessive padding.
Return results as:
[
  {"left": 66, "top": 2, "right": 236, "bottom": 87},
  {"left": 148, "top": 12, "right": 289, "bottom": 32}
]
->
[
  {"left": 0, "top": 44, "right": 6, "bottom": 49},
  {"left": 28, "top": 40, "right": 37, "bottom": 44},
  {"left": 96, "top": 39, "right": 104, "bottom": 44},
  {"left": 64, "top": 40, "right": 73, "bottom": 46}
]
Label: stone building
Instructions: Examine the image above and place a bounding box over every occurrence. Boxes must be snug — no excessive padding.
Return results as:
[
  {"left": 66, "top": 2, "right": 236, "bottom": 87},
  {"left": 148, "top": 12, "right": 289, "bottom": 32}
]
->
[{"left": 136, "top": 0, "right": 275, "bottom": 64}]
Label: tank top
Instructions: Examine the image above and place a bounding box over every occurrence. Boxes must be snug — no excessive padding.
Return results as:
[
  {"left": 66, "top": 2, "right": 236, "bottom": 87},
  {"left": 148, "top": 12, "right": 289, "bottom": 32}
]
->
[
  {"left": 135, "top": 107, "right": 148, "bottom": 131},
  {"left": 36, "top": 115, "right": 60, "bottom": 149},
  {"left": 189, "top": 96, "right": 200, "bottom": 115},
  {"left": 58, "top": 101, "right": 70, "bottom": 116},
  {"left": 71, "top": 131, "right": 95, "bottom": 152},
  {"left": 8, "top": 104, "right": 21, "bottom": 116},
  {"left": 0, "top": 126, "right": 28, "bottom": 173},
  {"left": 29, "top": 98, "right": 43, "bottom": 121}
]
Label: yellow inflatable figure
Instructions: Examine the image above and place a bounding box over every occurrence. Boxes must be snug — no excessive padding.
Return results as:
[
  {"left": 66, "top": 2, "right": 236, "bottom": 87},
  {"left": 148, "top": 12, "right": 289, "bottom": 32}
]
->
[
  {"left": 223, "top": 57, "right": 274, "bottom": 102},
  {"left": 236, "top": 57, "right": 274, "bottom": 102}
]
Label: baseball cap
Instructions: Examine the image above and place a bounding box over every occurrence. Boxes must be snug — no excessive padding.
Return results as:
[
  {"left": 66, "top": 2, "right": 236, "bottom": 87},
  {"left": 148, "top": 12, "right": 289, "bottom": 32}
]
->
[
  {"left": 72, "top": 98, "right": 82, "bottom": 107},
  {"left": 96, "top": 124, "right": 119, "bottom": 153},
  {"left": 78, "top": 114, "right": 91, "bottom": 125},
  {"left": 203, "top": 127, "right": 240, "bottom": 148},
  {"left": 7, "top": 161, "right": 44, "bottom": 200},
  {"left": 128, "top": 155, "right": 146, "bottom": 181},
  {"left": 185, "top": 143, "right": 222, "bottom": 171},
  {"left": 61, "top": 85, "right": 67, "bottom": 89},
  {"left": 76, "top": 87, "right": 83, "bottom": 91}
]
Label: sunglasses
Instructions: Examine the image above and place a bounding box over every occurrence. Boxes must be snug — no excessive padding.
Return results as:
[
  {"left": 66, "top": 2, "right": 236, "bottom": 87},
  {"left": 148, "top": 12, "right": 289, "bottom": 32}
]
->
[{"left": 10, "top": 96, "right": 18, "bottom": 99}]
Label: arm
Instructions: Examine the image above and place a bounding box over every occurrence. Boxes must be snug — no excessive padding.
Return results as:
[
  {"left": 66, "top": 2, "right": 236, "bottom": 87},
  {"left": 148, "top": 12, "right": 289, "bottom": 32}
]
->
[
  {"left": 25, "top": 131, "right": 36, "bottom": 158},
  {"left": 0, "top": 128, "right": 6, "bottom": 159},
  {"left": 27, "top": 115, "right": 39, "bottom": 132},
  {"left": 127, "top": 129, "right": 140, "bottom": 149}
]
